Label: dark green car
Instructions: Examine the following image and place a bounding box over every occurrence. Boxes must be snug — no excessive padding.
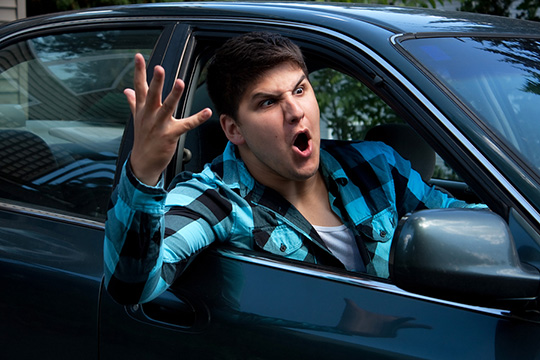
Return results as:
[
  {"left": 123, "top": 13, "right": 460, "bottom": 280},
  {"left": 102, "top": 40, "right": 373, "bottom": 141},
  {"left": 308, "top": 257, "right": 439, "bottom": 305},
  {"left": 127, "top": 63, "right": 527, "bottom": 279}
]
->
[{"left": 1, "top": 2, "right": 540, "bottom": 358}]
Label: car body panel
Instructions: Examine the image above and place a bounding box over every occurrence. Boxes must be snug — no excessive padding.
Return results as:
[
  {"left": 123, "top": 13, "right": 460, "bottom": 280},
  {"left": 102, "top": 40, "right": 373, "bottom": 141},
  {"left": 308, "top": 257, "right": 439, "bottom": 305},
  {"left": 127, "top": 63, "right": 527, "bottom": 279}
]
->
[
  {"left": 0, "top": 208, "right": 103, "bottom": 358},
  {"left": 101, "top": 248, "right": 539, "bottom": 359}
]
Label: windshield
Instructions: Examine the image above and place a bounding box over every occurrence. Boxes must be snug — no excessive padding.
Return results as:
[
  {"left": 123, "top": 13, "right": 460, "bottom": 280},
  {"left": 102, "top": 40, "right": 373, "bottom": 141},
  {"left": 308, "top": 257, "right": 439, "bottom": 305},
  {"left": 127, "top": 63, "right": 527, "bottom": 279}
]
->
[{"left": 401, "top": 37, "right": 540, "bottom": 180}]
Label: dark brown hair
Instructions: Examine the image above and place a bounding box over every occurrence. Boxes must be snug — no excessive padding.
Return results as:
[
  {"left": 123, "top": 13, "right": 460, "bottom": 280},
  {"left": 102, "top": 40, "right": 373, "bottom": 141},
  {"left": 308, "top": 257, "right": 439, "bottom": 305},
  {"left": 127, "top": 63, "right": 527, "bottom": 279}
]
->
[{"left": 206, "top": 32, "right": 308, "bottom": 120}]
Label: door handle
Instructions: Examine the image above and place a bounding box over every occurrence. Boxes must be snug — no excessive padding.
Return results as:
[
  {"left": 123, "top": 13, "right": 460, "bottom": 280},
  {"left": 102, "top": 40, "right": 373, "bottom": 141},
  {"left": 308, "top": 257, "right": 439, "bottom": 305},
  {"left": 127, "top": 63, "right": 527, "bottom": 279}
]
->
[{"left": 126, "top": 290, "right": 210, "bottom": 332}]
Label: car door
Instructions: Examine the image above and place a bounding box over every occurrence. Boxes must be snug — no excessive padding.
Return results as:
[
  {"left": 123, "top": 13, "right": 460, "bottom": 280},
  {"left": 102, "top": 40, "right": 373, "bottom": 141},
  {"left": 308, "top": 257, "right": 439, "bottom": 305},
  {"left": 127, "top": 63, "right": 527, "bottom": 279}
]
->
[
  {"left": 99, "top": 22, "right": 540, "bottom": 359},
  {"left": 0, "top": 22, "right": 166, "bottom": 358}
]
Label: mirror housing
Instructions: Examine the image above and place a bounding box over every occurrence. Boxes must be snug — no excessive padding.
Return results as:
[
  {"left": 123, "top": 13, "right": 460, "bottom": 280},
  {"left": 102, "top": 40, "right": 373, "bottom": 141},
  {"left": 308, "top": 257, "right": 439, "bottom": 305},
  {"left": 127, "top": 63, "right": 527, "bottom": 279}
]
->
[{"left": 390, "top": 209, "right": 540, "bottom": 309}]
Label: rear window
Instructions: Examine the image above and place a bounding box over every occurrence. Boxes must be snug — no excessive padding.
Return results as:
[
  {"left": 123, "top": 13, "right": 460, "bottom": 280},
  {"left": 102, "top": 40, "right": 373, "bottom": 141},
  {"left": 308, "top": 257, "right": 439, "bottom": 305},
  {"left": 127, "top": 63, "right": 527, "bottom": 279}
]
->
[{"left": 0, "top": 28, "right": 161, "bottom": 220}]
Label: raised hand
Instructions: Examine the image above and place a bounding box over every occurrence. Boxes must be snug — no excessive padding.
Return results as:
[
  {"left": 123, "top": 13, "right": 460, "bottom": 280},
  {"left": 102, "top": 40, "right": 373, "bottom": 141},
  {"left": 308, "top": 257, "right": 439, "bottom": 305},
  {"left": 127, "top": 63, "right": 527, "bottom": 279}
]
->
[{"left": 124, "top": 53, "right": 212, "bottom": 186}]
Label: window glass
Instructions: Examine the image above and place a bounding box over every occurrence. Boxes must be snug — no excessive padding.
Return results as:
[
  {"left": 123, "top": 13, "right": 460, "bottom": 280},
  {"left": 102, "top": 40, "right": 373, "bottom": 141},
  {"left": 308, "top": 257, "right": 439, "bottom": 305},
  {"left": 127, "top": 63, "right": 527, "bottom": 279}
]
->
[
  {"left": 0, "top": 29, "right": 161, "bottom": 220},
  {"left": 401, "top": 37, "right": 540, "bottom": 179}
]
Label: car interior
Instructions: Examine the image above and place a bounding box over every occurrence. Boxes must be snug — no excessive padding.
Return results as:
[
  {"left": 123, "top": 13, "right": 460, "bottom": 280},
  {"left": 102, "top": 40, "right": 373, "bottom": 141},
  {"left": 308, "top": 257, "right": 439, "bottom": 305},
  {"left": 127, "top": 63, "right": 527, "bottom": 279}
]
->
[
  {"left": 181, "top": 65, "right": 452, "bottom": 200},
  {"left": 178, "top": 39, "right": 485, "bottom": 211}
]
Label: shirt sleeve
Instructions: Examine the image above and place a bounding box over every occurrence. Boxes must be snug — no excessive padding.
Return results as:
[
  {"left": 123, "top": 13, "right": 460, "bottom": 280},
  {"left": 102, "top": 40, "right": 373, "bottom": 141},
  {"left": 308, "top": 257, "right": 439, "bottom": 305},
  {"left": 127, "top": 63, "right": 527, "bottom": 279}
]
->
[
  {"left": 103, "top": 160, "right": 225, "bottom": 304},
  {"left": 389, "top": 145, "right": 488, "bottom": 214}
]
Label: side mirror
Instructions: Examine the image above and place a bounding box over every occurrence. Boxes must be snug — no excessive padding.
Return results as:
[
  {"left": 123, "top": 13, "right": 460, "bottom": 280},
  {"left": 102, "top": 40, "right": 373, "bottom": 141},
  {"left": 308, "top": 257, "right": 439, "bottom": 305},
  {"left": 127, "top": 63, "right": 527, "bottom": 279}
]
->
[{"left": 389, "top": 209, "right": 540, "bottom": 309}]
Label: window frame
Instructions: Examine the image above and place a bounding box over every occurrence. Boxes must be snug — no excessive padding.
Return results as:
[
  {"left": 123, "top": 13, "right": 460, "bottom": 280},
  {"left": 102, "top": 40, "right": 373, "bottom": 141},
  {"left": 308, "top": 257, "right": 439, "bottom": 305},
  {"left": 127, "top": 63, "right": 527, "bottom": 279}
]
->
[{"left": 170, "top": 23, "right": 493, "bottom": 282}]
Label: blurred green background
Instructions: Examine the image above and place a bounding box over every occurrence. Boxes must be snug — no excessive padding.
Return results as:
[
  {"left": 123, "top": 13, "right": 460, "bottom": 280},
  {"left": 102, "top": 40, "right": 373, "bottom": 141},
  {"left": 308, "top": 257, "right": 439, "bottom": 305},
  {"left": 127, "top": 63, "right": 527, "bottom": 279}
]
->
[{"left": 25, "top": 0, "right": 540, "bottom": 22}]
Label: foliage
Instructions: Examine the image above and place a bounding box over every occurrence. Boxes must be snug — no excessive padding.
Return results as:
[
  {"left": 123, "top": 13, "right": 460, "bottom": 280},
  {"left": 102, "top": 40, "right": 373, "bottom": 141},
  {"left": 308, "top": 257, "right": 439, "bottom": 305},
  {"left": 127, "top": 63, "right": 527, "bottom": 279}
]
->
[
  {"left": 315, "top": 0, "right": 445, "bottom": 8},
  {"left": 458, "top": 0, "right": 540, "bottom": 21},
  {"left": 27, "top": 0, "right": 540, "bottom": 21},
  {"left": 459, "top": 0, "right": 514, "bottom": 17},
  {"left": 310, "top": 69, "right": 401, "bottom": 140},
  {"left": 27, "top": 0, "right": 179, "bottom": 16},
  {"left": 516, "top": 0, "right": 540, "bottom": 21}
]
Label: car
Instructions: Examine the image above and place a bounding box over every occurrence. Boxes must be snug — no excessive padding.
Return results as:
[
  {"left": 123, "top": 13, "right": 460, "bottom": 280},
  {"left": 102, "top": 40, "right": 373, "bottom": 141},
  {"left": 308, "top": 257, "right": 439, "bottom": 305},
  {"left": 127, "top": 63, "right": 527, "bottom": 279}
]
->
[{"left": 1, "top": 2, "right": 540, "bottom": 358}]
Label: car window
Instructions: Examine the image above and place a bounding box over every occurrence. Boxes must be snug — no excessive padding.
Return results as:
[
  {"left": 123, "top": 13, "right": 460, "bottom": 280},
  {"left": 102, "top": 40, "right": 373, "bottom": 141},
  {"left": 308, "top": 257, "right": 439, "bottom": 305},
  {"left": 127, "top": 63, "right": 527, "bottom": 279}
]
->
[
  {"left": 182, "top": 38, "right": 484, "bottom": 263},
  {"left": 0, "top": 29, "right": 161, "bottom": 220},
  {"left": 184, "top": 59, "right": 461, "bottom": 184},
  {"left": 310, "top": 67, "right": 461, "bottom": 182},
  {"left": 401, "top": 37, "right": 540, "bottom": 183}
]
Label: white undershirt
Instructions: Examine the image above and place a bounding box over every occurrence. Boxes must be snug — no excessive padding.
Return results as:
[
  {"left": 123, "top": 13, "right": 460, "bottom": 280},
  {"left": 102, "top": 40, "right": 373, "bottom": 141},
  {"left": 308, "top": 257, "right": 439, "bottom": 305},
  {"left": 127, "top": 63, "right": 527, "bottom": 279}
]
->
[{"left": 313, "top": 224, "right": 365, "bottom": 272}]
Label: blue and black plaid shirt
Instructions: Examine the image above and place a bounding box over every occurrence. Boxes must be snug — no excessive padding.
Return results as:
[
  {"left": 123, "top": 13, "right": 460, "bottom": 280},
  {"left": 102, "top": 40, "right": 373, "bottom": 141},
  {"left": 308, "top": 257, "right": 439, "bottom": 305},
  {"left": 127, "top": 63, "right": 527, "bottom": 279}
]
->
[{"left": 104, "top": 140, "right": 484, "bottom": 304}]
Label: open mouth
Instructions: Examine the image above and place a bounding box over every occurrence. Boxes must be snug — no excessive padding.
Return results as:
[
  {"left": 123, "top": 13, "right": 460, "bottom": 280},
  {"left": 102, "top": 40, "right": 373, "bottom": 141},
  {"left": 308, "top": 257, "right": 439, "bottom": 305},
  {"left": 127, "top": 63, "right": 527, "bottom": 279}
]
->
[{"left": 293, "top": 132, "right": 310, "bottom": 152}]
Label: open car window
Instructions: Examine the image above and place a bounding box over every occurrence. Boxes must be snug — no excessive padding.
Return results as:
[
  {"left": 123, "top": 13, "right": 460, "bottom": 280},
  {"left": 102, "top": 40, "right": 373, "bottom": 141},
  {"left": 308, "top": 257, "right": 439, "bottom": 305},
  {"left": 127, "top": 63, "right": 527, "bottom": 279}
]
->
[
  {"left": 310, "top": 67, "right": 462, "bottom": 183},
  {"left": 180, "top": 35, "right": 485, "bottom": 278}
]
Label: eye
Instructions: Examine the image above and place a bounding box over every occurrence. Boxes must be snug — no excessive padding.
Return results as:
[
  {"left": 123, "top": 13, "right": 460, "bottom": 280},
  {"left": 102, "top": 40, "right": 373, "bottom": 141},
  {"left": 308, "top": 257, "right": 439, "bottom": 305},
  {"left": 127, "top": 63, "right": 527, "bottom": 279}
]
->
[
  {"left": 294, "top": 86, "right": 304, "bottom": 95},
  {"left": 260, "top": 98, "right": 276, "bottom": 107}
]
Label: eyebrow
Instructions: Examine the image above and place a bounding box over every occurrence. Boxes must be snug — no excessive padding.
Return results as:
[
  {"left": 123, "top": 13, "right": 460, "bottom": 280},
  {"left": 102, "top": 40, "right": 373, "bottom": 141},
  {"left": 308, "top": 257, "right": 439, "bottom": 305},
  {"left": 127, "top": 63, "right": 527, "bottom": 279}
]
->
[{"left": 250, "top": 74, "right": 307, "bottom": 102}]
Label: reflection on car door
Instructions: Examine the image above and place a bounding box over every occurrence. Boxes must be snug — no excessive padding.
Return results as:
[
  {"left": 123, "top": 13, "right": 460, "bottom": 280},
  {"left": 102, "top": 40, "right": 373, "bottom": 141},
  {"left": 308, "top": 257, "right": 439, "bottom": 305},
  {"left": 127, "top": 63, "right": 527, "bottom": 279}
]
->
[{"left": 99, "top": 247, "right": 540, "bottom": 359}]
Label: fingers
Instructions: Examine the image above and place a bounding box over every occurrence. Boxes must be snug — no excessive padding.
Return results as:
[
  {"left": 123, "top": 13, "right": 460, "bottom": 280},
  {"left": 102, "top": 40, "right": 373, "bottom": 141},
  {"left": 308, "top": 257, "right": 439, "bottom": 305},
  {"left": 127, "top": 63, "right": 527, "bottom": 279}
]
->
[
  {"left": 126, "top": 53, "right": 176, "bottom": 120},
  {"left": 133, "top": 53, "right": 149, "bottom": 110},
  {"left": 124, "top": 88, "right": 136, "bottom": 116},
  {"left": 146, "top": 64, "right": 166, "bottom": 111},
  {"left": 159, "top": 79, "right": 212, "bottom": 134},
  {"left": 125, "top": 53, "right": 212, "bottom": 135},
  {"left": 159, "top": 78, "right": 185, "bottom": 120}
]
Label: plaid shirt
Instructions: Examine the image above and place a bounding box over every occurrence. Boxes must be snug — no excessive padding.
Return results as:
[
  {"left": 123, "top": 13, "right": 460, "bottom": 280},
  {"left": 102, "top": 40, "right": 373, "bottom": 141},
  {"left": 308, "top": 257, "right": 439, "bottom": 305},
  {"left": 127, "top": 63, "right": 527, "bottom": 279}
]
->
[{"left": 104, "top": 140, "right": 483, "bottom": 304}]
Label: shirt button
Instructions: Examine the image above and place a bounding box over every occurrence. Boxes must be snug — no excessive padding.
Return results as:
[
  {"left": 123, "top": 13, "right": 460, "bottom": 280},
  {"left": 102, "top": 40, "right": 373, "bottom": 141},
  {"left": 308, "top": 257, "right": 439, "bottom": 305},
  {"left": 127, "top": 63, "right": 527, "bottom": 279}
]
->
[
  {"left": 280, "top": 244, "right": 287, "bottom": 252},
  {"left": 380, "top": 230, "right": 387, "bottom": 238}
]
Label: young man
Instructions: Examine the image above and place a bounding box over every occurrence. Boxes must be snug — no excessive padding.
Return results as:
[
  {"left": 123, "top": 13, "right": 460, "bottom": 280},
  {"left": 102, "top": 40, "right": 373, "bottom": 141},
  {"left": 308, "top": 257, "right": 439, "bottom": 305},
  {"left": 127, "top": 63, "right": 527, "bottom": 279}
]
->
[{"left": 104, "top": 32, "right": 484, "bottom": 305}]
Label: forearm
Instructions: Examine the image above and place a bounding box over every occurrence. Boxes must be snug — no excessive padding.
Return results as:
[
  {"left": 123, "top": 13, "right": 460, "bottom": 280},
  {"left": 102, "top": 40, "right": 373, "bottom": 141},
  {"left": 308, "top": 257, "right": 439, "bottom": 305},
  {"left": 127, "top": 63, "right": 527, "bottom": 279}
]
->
[
  {"left": 103, "top": 160, "right": 167, "bottom": 304},
  {"left": 408, "top": 173, "right": 488, "bottom": 211}
]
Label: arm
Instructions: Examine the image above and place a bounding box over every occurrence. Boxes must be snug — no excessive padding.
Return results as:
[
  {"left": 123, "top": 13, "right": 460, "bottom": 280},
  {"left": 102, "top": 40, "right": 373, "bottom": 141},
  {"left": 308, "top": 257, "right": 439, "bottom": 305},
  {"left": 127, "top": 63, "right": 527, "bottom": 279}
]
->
[
  {"left": 387, "top": 145, "right": 487, "bottom": 214},
  {"left": 104, "top": 54, "right": 213, "bottom": 304}
]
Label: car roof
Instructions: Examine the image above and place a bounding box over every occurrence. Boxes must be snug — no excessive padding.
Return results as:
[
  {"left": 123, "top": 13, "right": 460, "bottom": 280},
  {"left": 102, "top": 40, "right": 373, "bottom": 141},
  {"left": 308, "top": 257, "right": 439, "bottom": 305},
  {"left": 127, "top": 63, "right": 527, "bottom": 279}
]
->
[{"left": 2, "top": 1, "right": 540, "bottom": 39}]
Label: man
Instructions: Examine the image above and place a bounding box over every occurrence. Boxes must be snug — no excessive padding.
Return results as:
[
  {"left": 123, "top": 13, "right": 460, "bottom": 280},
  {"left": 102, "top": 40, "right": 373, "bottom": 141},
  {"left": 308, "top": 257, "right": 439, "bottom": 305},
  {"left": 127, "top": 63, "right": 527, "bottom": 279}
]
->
[{"left": 104, "top": 32, "right": 484, "bottom": 305}]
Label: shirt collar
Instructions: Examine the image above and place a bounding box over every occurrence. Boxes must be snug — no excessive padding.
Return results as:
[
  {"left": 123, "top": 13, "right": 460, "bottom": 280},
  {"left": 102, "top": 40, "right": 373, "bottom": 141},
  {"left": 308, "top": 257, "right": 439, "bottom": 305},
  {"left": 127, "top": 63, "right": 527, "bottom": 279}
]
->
[
  {"left": 215, "top": 141, "right": 254, "bottom": 197},
  {"left": 320, "top": 142, "right": 350, "bottom": 188}
]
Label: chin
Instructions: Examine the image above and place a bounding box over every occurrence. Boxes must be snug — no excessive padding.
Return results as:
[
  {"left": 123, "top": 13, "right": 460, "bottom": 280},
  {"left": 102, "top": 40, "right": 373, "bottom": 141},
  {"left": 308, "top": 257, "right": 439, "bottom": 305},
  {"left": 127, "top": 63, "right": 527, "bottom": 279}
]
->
[{"left": 293, "top": 165, "right": 320, "bottom": 181}]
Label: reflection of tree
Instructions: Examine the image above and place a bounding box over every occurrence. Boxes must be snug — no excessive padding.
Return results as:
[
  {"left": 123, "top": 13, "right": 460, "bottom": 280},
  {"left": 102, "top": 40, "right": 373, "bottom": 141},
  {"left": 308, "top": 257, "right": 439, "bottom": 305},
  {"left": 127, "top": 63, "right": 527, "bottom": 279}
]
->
[
  {"left": 475, "top": 37, "right": 540, "bottom": 95},
  {"left": 4, "top": 30, "right": 161, "bottom": 122},
  {"left": 30, "top": 31, "right": 158, "bottom": 95},
  {"left": 311, "top": 68, "right": 401, "bottom": 140},
  {"left": 469, "top": 37, "right": 540, "bottom": 171}
]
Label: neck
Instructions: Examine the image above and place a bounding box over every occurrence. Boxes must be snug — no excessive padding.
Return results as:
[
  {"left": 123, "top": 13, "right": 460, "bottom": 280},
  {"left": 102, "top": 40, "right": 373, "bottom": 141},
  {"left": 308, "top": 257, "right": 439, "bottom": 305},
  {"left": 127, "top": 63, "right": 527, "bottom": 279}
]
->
[
  {"left": 278, "top": 170, "right": 325, "bottom": 205},
  {"left": 272, "top": 171, "right": 343, "bottom": 227}
]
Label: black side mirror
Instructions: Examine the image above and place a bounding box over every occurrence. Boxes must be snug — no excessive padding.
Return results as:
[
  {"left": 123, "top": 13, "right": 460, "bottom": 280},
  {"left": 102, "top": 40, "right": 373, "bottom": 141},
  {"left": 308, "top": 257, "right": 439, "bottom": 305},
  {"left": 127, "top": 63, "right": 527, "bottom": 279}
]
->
[{"left": 389, "top": 209, "right": 540, "bottom": 309}]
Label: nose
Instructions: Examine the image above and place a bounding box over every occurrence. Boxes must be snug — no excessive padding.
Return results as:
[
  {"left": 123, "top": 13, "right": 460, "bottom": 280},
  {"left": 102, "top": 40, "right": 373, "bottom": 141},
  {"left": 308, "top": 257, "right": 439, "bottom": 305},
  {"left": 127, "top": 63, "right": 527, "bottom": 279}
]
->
[{"left": 283, "top": 95, "right": 304, "bottom": 123}]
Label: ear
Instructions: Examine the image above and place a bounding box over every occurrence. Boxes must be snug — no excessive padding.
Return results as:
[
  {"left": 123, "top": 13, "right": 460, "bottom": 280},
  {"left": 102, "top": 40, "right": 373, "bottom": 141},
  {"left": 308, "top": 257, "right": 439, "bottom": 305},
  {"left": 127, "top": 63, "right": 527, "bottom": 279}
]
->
[{"left": 220, "top": 114, "right": 245, "bottom": 145}]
